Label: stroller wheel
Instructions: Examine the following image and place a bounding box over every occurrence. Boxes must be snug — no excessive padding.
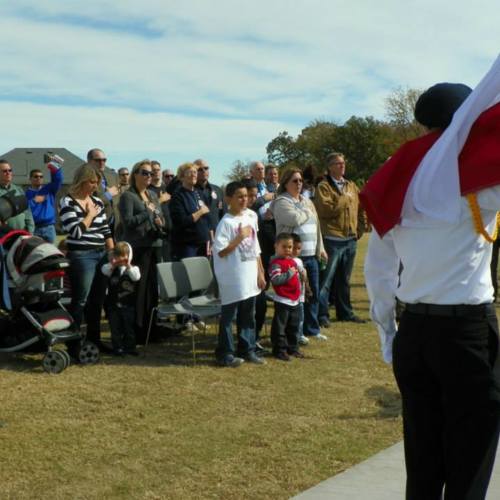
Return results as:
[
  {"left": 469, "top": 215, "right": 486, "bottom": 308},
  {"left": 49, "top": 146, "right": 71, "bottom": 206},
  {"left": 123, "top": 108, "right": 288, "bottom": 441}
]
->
[
  {"left": 59, "top": 349, "right": 71, "bottom": 369},
  {"left": 42, "top": 350, "right": 67, "bottom": 374},
  {"left": 78, "top": 342, "right": 100, "bottom": 365}
]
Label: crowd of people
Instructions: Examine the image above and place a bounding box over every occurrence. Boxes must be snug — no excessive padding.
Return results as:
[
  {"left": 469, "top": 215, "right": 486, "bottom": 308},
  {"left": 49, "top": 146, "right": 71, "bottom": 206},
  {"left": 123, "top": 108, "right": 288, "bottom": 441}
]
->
[{"left": 0, "top": 150, "right": 366, "bottom": 361}]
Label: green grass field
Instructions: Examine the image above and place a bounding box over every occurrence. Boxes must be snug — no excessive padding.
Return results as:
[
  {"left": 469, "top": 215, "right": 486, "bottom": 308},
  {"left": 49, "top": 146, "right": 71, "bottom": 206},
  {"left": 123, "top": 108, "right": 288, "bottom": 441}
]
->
[{"left": 0, "top": 235, "right": 403, "bottom": 499}]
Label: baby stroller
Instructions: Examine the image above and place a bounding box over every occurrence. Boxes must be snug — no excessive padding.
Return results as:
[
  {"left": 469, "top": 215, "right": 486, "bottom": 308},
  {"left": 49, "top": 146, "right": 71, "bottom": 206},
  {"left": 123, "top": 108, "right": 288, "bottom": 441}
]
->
[{"left": 0, "top": 229, "right": 99, "bottom": 373}]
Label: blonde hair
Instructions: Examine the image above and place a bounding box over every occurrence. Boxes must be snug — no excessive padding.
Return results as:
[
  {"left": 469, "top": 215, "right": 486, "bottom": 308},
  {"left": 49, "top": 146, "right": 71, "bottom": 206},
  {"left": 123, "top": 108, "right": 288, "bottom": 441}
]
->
[
  {"left": 177, "top": 162, "right": 197, "bottom": 179},
  {"left": 113, "top": 241, "right": 130, "bottom": 258},
  {"left": 129, "top": 159, "right": 152, "bottom": 191},
  {"left": 70, "top": 163, "right": 101, "bottom": 196}
]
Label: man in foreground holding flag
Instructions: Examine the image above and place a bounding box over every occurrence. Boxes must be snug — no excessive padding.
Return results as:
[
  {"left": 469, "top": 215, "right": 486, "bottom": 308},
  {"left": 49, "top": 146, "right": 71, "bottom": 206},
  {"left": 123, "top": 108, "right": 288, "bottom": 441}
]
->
[{"left": 362, "top": 55, "right": 500, "bottom": 499}]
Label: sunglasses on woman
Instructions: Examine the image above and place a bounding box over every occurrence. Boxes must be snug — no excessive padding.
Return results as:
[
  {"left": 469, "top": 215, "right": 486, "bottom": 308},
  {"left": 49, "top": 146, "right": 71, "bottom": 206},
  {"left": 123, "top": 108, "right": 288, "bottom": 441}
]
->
[{"left": 140, "top": 170, "right": 153, "bottom": 177}]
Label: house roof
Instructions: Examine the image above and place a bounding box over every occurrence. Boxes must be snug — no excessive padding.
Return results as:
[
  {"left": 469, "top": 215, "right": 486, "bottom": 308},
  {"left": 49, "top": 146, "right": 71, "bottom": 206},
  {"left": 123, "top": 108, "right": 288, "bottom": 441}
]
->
[{"left": 0, "top": 148, "right": 86, "bottom": 185}]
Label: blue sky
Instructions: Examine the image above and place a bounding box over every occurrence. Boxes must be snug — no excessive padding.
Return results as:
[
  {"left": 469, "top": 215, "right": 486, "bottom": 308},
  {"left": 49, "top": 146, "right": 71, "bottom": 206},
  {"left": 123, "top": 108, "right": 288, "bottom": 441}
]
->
[{"left": 1, "top": 0, "right": 498, "bottom": 185}]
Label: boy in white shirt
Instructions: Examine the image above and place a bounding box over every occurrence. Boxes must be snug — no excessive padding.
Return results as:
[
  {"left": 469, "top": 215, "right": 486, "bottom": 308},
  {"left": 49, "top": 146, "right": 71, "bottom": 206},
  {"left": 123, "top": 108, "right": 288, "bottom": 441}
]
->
[{"left": 213, "top": 181, "right": 266, "bottom": 367}]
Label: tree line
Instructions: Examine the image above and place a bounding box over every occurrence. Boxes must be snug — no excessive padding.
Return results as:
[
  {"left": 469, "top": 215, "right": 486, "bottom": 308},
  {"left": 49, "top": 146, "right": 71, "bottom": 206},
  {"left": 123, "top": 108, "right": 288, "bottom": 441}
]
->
[{"left": 228, "top": 87, "right": 426, "bottom": 185}]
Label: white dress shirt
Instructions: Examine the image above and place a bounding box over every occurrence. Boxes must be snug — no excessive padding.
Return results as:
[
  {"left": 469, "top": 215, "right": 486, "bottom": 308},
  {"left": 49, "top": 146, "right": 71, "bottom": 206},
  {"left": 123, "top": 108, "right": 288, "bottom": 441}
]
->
[{"left": 364, "top": 185, "right": 500, "bottom": 364}]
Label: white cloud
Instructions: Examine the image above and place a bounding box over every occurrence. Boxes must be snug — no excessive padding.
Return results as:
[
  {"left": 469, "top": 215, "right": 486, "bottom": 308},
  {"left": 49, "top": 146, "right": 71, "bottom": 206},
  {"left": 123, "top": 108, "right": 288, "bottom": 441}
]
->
[{"left": 0, "top": 0, "right": 498, "bottom": 181}]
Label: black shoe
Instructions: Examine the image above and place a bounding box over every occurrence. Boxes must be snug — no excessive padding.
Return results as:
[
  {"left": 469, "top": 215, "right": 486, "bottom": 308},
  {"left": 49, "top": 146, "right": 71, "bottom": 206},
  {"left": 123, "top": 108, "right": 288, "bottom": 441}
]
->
[
  {"left": 112, "top": 348, "right": 125, "bottom": 357},
  {"left": 289, "top": 350, "right": 305, "bottom": 359},
  {"left": 274, "top": 351, "right": 290, "bottom": 362},
  {"left": 319, "top": 318, "right": 331, "bottom": 328},
  {"left": 343, "top": 316, "right": 367, "bottom": 324}
]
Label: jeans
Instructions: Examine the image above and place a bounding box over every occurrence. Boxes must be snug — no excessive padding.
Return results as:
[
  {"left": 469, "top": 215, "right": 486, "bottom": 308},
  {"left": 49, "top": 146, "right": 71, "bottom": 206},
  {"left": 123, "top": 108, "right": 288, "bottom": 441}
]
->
[
  {"left": 108, "top": 305, "right": 136, "bottom": 351},
  {"left": 297, "top": 302, "right": 304, "bottom": 342},
  {"left": 34, "top": 224, "right": 56, "bottom": 243},
  {"left": 67, "top": 249, "right": 107, "bottom": 337},
  {"left": 271, "top": 301, "right": 300, "bottom": 354},
  {"left": 173, "top": 242, "right": 208, "bottom": 260},
  {"left": 216, "top": 296, "right": 256, "bottom": 361},
  {"left": 319, "top": 238, "right": 357, "bottom": 321},
  {"left": 302, "top": 256, "right": 320, "bottom": 336}
]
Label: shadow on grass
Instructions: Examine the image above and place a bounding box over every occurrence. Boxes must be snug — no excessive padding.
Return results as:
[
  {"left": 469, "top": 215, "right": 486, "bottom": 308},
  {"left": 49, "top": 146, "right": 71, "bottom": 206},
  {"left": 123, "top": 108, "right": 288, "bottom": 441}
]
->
[
  {"left": 0, "top": 353, "right": 43, "bottom": 373},
  {"left": 336, "top": 385, "right": 402, "bottom": 420}
]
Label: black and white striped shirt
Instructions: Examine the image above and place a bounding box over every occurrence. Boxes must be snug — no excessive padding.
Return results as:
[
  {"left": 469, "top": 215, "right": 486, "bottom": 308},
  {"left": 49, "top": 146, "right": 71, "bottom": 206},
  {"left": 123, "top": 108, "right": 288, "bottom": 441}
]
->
[{"left": 59, "top": 195, "right": 112, "bottom": 251}]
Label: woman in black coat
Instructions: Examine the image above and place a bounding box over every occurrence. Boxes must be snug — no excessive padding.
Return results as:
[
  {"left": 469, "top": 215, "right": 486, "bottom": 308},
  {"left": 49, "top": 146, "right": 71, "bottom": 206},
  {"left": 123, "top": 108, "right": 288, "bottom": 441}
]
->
[
  {"left": 118, "top": 159, "right": 165, "bottom": 343},
  {"left": 169, "top": 162, "right": 212, "bottom": 260}
]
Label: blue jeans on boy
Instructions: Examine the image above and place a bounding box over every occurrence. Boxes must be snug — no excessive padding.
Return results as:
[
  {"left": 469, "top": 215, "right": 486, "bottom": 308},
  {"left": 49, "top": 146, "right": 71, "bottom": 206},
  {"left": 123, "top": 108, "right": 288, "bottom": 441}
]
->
[
  {"left": 319, "top": 238, "right": 357, "bottom": 322},
  {"left": 108, "top": 305, "right": 136, "bottom": 351},
  {"left": 297, "top": 302, "right": 304, "bottom": 343},
  {"left": 216, "top": 295, "right": 257, "bottom": 362},
  {"left": 302, "top": 256, "right": 320, "bottom": 337},
  {"left": 67, "top": 249, "right": 107, "bottom": 332}
]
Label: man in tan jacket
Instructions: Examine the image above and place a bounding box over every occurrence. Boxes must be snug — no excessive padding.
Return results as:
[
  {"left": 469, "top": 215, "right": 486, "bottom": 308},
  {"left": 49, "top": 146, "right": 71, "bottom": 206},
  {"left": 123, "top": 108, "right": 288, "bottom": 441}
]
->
[{"left": 314, "top": 152, "right": 366, "bottom": 326}]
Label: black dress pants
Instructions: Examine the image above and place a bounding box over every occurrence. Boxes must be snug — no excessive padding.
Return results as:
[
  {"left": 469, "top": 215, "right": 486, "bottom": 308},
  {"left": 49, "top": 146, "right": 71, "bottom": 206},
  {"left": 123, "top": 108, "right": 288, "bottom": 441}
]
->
[{"left": 393, "top": 306, "right": 500, "bottom": 500}]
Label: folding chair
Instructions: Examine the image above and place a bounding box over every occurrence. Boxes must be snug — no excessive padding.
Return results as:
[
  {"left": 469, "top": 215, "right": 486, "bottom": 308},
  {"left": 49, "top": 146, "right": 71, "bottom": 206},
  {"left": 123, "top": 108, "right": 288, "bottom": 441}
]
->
[
  {"left": 181, "top": 257, "right": 221, "bottom": 331},
  {"left": 144, "top": 262, "right": 197, "bottom": 363}
]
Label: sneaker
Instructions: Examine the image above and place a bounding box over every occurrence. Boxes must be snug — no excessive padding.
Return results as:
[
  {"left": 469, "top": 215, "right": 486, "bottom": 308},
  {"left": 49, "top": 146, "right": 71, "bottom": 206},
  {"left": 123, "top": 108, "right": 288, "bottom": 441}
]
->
[
  {"left": 246, "top": 353, "right": 267, "bottom": 365},
  {"left": 319, "top": 318, "right": 331, "bottom": 328},
  {"left": 217, "top": 355, "right": 245, "bottom": 368},
  {"left": 289, "top": 350, "right": 305, "bottom": 358},
  {"left": 255, "top": 342, "right": 269, "bottom": 355},
  {"left": 274, "top": 351, "right": 291, "bottom": 362},
  {"left": 184, "top": 320, "right": 199, "bottom": 332},
  {"left": 195, "top": 320, "right": 207, "bottom": 329},
  {"left": 298, "top": 335, "right": 310, "bottom": 346},
  {"left": 311, "top": 333, "right": 328, "bottom": 341}
]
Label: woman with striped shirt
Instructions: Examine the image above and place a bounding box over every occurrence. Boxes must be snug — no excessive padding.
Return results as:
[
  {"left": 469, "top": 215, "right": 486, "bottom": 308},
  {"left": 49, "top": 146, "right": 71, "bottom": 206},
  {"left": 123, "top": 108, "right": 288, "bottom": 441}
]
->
[
  {"left": 59, "top": 164, "right": 114, "bottom": 333},
  {"left": 271, "top": 168, "right": 327, "bottom": 342}
]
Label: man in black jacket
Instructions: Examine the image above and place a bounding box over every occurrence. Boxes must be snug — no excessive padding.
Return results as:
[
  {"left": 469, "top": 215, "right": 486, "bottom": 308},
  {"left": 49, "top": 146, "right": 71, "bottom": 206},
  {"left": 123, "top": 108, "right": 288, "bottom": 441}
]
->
[{"left": 194, "top": 158, "right": 223, "bottom": 234}]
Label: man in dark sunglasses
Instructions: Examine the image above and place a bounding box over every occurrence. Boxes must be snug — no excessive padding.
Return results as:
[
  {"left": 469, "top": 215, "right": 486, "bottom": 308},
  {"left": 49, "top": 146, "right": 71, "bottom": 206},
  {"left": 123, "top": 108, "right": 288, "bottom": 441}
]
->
[
  {"left": 0, "top": 159, "right": 35, "bottom": 233},
  {"left": 25, "top": 155, "right": 64, "bottom": 243},
  {"left": 194, "top": 158, "right": 223, "bottom": 232},
  {"left": 86, "top": 148, "right": 119, "bottom": 224}
]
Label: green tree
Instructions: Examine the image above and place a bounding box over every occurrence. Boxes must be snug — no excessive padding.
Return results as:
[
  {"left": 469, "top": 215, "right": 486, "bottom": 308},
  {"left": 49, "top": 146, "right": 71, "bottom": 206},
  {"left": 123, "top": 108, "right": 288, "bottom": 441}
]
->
[
  {"left": 266, "top": 131, "right": 301, "bottom": 166},
  {"left": 334, "top": 116, "right": 398, "bottom": 182}
]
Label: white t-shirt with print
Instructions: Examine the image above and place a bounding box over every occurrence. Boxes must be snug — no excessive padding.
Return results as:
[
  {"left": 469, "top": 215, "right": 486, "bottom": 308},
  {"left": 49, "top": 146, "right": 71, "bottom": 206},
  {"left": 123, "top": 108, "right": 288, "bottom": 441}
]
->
[{"left": 213, "top": 209, "right": 261, "bottom": 305}]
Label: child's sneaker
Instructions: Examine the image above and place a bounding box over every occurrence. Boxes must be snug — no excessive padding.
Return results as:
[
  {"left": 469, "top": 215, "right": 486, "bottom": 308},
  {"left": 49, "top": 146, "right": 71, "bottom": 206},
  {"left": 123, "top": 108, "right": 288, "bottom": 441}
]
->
[
  {"left": 246, "top": 353, "right": 266, "bottom": 365},
  {"left": 217, "top": 355, "right": 245, "bottom": 368},
  {"left": 184, "top": 320, "right": 199, "bottom": 332},
  {"left": 298, "top": 335, "right": 309, "bottom": 345}
]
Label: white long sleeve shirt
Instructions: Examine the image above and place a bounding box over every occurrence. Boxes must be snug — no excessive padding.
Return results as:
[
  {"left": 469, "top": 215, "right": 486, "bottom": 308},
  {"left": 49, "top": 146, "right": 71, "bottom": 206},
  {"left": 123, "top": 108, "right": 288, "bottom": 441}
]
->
[{"left": 364, "top": 186, "right": 500, "bottom": 363}]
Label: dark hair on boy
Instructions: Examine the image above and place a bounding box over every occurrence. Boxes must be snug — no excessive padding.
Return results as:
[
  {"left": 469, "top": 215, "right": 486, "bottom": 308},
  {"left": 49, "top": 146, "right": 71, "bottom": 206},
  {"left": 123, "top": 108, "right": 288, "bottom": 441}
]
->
[
  {"left": 241, "top": 178, "right": 258, "bottom": 190},
  {"left": 225, "top": 181, "right": 246, "bottom": 198},
  {"left": 291, "top": 233, "right": 302, "bottom": 244},
  {"left": 275, "top": 232, "right": 294, "bottom": 243}
]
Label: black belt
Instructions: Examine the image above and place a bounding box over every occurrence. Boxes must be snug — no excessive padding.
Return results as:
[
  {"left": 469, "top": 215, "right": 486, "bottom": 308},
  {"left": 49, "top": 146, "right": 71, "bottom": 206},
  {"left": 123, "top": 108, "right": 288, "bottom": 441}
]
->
[{"left": 404, "top": 302, "right": 493, "bottom": 317}]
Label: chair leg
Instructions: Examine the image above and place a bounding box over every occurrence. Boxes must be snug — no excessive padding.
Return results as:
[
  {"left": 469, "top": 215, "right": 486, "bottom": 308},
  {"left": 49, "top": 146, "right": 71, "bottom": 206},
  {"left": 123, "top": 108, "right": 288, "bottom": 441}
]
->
[
  {"left": 144, "top": 307, "right": 157, "bottom": 355},
  {"left": 191, "top": 327, "right": 196, "bottom": 366}
]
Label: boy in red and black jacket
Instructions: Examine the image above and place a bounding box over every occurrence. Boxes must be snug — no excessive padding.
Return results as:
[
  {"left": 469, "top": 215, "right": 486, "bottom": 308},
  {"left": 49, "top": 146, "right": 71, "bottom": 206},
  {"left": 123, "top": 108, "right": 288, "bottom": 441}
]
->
[{"left": 269, "top": 233, "right": 304, "bottom": 361}]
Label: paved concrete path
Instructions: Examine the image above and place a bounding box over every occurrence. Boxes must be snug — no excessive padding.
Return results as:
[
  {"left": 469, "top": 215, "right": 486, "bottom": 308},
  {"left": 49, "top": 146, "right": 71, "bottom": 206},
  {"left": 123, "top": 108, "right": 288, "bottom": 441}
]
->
[{"left": 293, "top": 441, "right": 500, "bottom": 499}]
